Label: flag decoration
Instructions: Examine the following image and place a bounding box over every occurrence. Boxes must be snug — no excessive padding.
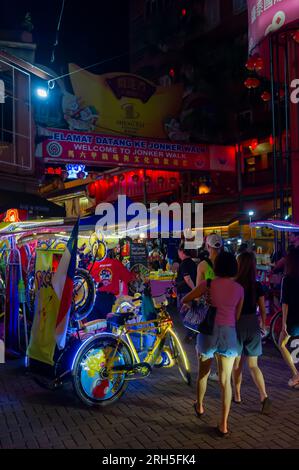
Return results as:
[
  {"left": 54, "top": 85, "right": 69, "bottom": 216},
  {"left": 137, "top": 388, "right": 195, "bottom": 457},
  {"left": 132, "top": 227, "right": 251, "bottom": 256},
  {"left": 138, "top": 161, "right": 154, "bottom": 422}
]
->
[
  {"left": 52, "top": 219, "right": 79, "bottom": 349},
  {"left": 27, "top": 250, "right": 60, "bottom": 366}
]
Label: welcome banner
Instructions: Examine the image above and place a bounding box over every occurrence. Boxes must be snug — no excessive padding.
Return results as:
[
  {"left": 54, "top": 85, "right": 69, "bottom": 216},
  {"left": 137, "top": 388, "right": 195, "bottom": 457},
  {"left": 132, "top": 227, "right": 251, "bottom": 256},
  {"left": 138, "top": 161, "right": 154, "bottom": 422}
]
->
[{"left": 40, "top": 128, "right": 236, "bottom": 172}]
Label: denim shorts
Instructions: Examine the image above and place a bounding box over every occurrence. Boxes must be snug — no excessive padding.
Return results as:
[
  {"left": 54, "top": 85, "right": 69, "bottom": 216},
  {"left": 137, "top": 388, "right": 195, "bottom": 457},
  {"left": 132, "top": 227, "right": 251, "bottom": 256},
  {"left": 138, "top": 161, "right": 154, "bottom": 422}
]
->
[{"left": 196, "top": 324, "right": 238, "bottom": 358}]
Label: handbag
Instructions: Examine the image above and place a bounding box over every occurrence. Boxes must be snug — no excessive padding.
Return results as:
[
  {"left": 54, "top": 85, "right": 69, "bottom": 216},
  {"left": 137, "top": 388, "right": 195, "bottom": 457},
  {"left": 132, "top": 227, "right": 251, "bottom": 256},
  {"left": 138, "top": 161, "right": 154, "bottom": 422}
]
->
[
  {"left": 183, "top": 278, "right": 215, "bottom": 333},
  {"left": 183, "top": 298, "right": 209, "bottom": 333},
  {"left": 198, "top": 279, "right": 217, "bottom": 336}
]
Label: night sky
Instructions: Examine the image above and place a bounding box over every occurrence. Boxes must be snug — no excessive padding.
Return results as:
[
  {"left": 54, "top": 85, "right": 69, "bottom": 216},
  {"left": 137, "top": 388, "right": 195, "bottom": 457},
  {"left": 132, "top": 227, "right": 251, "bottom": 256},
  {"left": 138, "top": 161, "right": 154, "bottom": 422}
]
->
[{"left": 0, "top": 0, "right": 130, "bottom": 73}]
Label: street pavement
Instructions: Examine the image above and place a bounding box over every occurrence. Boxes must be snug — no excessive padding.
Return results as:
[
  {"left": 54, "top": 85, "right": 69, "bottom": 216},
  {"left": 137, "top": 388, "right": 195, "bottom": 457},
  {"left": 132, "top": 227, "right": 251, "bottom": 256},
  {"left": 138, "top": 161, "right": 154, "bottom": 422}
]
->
[{"left": 0, "top": 320, "right": 299, "bottom": 450}]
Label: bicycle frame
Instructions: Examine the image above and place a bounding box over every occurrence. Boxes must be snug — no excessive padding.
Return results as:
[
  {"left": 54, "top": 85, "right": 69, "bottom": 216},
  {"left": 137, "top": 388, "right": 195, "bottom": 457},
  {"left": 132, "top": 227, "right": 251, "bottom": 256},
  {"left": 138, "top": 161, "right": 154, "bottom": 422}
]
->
[{"left": 106, "top": 312, "right": 189, "bottom": 378}]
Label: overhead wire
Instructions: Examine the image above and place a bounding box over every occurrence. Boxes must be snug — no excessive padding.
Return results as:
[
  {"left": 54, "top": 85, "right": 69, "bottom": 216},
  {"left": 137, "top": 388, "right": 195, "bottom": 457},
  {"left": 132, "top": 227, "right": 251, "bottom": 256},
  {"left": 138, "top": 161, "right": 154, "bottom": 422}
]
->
[{"left": 51, "top": 0, "right": 67, "bottom": 63}]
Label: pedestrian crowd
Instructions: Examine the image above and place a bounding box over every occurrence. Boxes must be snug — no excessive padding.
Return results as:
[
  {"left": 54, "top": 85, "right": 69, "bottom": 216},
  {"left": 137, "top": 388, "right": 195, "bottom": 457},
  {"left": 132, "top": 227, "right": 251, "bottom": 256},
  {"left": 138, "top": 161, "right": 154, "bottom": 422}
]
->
[{"left": 175, "top": 232, "right": 299, "bottom": 437}]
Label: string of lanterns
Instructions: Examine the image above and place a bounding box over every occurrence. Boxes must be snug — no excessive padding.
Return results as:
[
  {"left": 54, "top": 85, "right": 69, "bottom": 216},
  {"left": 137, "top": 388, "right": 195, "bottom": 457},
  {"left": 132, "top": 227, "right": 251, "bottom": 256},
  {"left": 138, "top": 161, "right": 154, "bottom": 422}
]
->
[
  {"left": 99, "top": 172, "right": 181, "bottom": 188},
  {"left": 244, "top": 30, "right": 299, "bottom": 101},
  {"left": 244, "top": 55, "right": 286, "bottom": 102}
]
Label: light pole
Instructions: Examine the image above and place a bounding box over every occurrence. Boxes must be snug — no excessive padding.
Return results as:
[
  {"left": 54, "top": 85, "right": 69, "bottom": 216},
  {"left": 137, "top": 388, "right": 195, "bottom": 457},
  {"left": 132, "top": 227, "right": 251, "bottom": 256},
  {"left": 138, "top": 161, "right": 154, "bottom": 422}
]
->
[{"left": 248, "top": 210, "right": 254, "bottom": 242}]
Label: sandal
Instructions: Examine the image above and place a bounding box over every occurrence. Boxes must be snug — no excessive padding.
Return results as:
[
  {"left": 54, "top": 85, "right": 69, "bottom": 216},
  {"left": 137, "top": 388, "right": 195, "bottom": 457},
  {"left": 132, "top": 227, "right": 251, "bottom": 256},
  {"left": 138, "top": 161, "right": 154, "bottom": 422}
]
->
[
  {"left": 261, "top": 397, "right": 272, "bottom": 414},
  {"left": 233, "top": 398, "right": 242, "bottom": 404},
  {"left": 214, "top": 426, "right": 229, "bottom": 438},
  {"left": 193, "top": 402, "right": 204, "bottom": 418},
  {"left": 288, "top": 374, "right": 299, "bottom": 387}
]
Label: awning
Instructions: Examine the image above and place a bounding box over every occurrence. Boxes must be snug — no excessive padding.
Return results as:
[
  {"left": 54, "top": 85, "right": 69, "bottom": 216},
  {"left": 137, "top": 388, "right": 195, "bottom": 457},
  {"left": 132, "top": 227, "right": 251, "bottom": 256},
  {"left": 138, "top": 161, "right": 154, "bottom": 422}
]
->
[{"left": 0, "top": 190, "right": 66, "bottom": 217}]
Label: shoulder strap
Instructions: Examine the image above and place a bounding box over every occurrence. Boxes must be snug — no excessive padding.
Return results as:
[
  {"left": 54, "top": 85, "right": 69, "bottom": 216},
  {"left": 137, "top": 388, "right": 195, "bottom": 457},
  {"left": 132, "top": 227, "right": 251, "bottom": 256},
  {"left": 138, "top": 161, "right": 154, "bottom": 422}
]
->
[{"left": 206, "top": 278, "right": 212, "bottom": 304}]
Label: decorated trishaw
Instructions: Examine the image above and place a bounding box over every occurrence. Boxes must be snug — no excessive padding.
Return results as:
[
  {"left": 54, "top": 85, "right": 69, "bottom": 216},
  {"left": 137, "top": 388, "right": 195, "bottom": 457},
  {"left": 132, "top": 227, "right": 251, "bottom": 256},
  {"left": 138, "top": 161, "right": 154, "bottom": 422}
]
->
[{"left": 0, "top": 219, "right": 191, "bottom": 406}]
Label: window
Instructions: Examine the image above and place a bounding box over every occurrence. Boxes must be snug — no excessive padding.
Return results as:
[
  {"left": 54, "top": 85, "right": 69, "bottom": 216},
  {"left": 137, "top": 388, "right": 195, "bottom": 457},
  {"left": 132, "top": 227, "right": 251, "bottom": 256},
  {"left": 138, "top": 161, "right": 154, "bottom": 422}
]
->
[
  {"left": 0, "top": 59, "right": 32, "bottom": 171},
  {"left": 0, "top": 70, "right": 13, "bottom": 143},
  {"left": 233, "top": 0, "right": 247, "bottom": 14}
]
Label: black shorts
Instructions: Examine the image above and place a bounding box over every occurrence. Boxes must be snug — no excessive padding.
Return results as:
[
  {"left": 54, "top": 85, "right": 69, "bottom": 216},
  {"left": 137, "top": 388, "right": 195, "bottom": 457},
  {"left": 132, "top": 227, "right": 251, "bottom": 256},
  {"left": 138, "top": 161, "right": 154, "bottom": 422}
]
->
[{"left": 236, "top": 315, "right": 262, "bottom": 357}]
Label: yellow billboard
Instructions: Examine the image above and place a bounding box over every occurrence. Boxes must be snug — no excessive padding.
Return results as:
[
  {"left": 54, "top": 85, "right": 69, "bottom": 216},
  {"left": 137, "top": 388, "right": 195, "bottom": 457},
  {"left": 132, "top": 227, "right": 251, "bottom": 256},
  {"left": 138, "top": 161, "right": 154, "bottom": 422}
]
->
[{"left": 66, "top": 64, "right": 184, "bottom": 139}]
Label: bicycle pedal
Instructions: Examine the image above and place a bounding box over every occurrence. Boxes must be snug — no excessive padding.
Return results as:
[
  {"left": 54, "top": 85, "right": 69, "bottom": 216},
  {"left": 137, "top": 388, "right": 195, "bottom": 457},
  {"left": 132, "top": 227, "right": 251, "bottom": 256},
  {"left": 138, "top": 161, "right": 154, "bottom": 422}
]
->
[{"left": 125, "top": 362, "right": 152, "bottom": 380}]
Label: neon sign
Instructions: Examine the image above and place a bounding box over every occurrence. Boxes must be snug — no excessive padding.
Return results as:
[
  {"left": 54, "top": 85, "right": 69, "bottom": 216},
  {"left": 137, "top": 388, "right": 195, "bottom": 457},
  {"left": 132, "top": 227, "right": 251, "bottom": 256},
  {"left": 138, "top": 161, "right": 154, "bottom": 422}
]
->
[
  {"left": 65, "top": 164, "right": 88, "bottom": 179},
  {"left": 4, "top": 209, "right": 20, "bottom": 222},
  {"left": 45, "top": 165, "right": 88, "bottom": 179}
]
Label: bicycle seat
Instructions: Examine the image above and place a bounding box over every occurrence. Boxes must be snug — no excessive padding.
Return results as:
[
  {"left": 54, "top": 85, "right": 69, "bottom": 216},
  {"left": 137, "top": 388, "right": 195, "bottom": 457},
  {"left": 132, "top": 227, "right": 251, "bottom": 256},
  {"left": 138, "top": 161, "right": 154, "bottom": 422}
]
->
[{"left": 106, "top": 310, "right": 136, "bottom": 328}]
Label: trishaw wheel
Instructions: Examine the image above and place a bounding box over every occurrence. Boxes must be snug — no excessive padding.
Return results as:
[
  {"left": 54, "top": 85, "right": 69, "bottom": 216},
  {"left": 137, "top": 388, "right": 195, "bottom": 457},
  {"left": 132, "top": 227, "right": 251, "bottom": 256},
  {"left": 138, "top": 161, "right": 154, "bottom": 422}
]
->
[
  {"left": 72, "top": 335, "right": 133, "bottom": 406},
  {"left": 71, "top": 268, "right": 96, "bottom": 322},
  {"left": 168, "top": 329, "right": 191, "bottom": 386},
  {"left": 270, "top": 310, "right": 283, "bottom": 350}
]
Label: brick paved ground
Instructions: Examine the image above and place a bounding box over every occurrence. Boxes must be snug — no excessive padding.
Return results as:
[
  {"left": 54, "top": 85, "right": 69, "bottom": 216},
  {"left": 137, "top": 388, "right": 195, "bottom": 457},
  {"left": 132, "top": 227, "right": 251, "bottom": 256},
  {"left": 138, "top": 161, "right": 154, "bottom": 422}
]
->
[{"left": 1, "top": 319, "right": 299, "bottom": 449}]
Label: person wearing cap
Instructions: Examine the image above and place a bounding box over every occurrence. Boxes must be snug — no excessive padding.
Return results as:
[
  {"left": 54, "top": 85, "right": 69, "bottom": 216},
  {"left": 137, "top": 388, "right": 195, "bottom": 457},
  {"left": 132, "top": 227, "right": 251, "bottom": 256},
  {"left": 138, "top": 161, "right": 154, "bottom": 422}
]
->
[{"left": 196, "top": 234, "right": 222, "bottom": 285}]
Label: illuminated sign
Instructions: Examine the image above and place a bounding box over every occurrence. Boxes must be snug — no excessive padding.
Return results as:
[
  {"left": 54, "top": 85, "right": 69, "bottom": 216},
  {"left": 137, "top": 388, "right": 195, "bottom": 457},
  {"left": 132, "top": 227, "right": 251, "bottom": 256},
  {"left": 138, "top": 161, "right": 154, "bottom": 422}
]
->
[
  {"left": 45, "top": 165, "right": 88, "bottom": 179},
  {"left": 248, "top": 0, "right": 299, "bottom": 53},
  {"left": 4, "top": 209, "right": 20, "bottom": 222},
  {"left": 65, "top": 164, "right": 88, "bottom": 179}
]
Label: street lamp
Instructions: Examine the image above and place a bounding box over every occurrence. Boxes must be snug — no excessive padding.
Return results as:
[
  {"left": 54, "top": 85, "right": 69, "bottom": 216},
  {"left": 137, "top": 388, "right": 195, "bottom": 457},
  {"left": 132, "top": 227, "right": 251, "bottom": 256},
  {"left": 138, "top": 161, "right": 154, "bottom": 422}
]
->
[
  {"left": 248, "top": 210, "right": 255, "bottom": 241},
  {"left": 36, "top": 87, "right": 48, "bottom": 99}
]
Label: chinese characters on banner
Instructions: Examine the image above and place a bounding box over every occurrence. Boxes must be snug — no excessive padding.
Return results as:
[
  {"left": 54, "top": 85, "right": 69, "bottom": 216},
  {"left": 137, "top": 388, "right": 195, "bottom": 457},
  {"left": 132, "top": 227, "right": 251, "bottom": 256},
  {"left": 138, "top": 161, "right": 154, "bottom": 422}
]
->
[
  {"left": 40, "top": 128, "right": 236, "bottom": 172},
  {"left": 248, "top": 0, "right": 299, "bottom": 53}
]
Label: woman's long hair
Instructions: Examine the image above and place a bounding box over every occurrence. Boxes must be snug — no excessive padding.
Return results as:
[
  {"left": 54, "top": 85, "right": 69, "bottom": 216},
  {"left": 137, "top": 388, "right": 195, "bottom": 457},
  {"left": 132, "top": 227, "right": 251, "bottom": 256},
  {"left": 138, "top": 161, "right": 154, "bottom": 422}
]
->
[
  {"left": 286, "top": 248, "right": 299, "bottom": 280},
  {"left": 236, "top": 251, "right": 257, "bottom": 306}
]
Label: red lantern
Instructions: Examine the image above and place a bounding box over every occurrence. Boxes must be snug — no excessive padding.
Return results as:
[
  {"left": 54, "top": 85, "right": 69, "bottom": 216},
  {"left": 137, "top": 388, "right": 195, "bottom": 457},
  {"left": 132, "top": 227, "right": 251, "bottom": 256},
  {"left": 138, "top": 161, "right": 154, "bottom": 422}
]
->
[
  {"left": 251, "top": 77, "right": 260, "bottom": 88},
  {"left": 250, "top": 139, "right": 258, "bottom": 150},
  {"left": 244, "top": 77, "right": 260, "bottom": 89},
  {"left": 245, "top": 57, "right": 255, "bottom": 71},
  {"left": 132, "top": 174, "right": 139, "bottom": 183},
  {"left": 254, "top": 57, "right": 264, "bottom": 72},
  {"left": 181, "top": 8, "right": 187, "bottom": 17},
  {"left": 261, "top": 91, "right": 271, "bottom": 102},
  {"left": 169, "top": 68, "right": 175, "bottom": 78},
  {"left": 292, "top": 30, "right": 299, "bottom": 43},
  {"left": 88, "top": 183, "right": 96, "bottom": 198}
]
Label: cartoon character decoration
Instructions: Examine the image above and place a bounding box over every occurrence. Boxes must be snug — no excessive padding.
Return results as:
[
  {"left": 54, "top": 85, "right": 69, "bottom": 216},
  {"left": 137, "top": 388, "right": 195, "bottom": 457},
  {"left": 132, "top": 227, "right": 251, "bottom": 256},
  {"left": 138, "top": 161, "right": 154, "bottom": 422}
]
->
[
  {"left": 62, "top": 92, "right": 99, "bottom": 132},
  {"left": 164, "top": 117, "right": 190, "bottom": 142}
]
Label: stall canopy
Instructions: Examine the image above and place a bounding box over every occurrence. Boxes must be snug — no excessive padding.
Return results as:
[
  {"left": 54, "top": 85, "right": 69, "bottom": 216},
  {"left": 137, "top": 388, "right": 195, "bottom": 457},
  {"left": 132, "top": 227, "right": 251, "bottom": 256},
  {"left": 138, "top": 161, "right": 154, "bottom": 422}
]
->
[
  {"left": 0, "top": 190, "right": 66, "bottom": 217},
  {"left": 80, "top": 196, "right": 185, "bottom": 235}
]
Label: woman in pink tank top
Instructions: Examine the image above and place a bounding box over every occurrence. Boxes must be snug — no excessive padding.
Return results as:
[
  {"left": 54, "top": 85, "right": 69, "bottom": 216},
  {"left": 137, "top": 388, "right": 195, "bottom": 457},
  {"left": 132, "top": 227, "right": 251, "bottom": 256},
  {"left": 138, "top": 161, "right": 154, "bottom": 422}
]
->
[{"left": 183, "top": 252, "right": 244, "bottom": 437}]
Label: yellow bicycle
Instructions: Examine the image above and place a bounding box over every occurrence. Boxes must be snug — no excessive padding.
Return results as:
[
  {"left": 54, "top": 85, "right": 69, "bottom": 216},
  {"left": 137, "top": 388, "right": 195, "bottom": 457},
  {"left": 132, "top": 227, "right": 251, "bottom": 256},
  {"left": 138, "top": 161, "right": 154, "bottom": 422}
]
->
[{"left": 72, "top": 295, "right": 191, "bottom": 406}]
